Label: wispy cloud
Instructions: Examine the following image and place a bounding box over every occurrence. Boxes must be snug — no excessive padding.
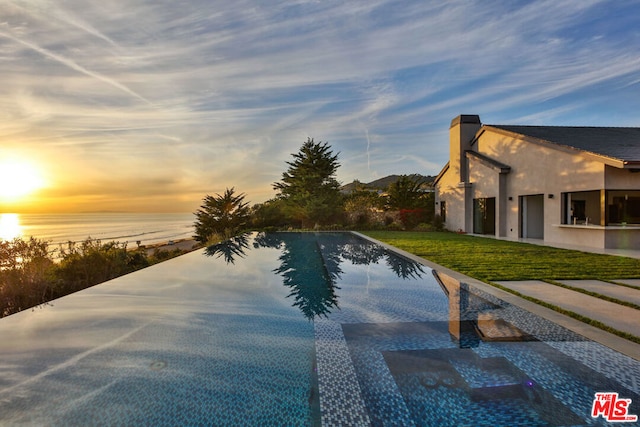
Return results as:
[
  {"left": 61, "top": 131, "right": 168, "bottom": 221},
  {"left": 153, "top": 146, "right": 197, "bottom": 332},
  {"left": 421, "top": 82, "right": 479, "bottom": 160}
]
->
[{"left": 0, "top": 0, "right": 638, "bottom": 211}]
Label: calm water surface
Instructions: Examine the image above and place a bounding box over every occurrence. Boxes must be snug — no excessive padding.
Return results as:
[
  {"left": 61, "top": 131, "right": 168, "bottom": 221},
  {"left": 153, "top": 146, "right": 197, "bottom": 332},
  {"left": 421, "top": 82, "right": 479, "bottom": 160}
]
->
[
  {"left": 0, "top": 212, "right": 194, "bottom": 246},
  {"left": 0, "top": 232, "right": 637, "bottom": 426}
]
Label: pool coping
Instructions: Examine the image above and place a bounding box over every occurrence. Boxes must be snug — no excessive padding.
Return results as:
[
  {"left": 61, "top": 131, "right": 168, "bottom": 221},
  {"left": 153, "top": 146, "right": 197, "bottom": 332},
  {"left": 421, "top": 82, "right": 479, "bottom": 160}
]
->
[{"left": 353, "top": 232, "right": 640, "bottom": 361}]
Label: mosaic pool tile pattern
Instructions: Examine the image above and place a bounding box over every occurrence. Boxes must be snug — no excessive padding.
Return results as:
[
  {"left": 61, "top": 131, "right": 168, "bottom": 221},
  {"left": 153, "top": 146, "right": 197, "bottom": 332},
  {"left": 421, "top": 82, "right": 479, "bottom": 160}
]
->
[
  {"left": 312, "top": 233, "right": 640, "bottom": 426},
  {"left": 1, "top": 232, "right": 639, "bottom": 426},
  {"left": 314, "top": 319, "right": 370, "bottom": 426}
]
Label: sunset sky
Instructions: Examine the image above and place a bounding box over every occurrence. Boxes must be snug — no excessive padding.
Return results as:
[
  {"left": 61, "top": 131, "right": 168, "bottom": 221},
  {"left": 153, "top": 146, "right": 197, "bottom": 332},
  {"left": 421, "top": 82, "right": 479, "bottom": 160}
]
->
[{"left": 1, "top": 0, "right": 639, "bottom": 213}]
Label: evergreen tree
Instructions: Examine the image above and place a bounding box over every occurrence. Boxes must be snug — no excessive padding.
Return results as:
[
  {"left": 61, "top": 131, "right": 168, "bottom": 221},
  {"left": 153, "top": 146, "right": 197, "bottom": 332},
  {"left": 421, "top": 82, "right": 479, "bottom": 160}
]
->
[
  {"left": 273, "top": 138, "right": 342, "bottom": 227},
  {"left": 250, "top": 198, "right": 289, "bottom": 229},
  {"left": 193, "top": 188, "right": 250, "bottom": 244}
]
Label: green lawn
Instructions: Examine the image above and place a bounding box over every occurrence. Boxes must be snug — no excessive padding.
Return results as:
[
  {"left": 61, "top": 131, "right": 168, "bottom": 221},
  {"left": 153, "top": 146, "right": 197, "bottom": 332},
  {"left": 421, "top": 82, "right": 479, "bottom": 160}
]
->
[{"left": 363, "top": 231, "right": 640, "bottom": 282}]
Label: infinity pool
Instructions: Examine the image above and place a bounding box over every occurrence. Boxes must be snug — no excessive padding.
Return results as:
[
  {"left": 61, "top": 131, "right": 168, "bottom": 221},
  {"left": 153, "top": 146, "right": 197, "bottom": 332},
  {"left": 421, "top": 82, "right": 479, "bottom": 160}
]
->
[{"left": 0, "top": 232, "right": 638, "bottom": 426}]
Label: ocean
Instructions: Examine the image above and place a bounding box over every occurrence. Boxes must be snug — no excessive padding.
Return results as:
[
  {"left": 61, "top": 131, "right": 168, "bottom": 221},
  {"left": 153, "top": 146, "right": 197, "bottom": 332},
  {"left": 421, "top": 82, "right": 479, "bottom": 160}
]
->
[{"left": 0, "top": 213, "right": 195, "bottom": 249}]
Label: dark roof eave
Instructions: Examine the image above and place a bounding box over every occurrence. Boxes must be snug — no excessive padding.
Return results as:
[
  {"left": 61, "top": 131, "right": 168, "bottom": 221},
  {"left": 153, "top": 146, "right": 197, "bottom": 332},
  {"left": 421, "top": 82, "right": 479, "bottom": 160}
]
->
[
  {"left": 433, "top": 162, "right": 450, "bottom": 185},
  {"left": 485, "top": 125, "right": 640, "bottom": 167},
  {"left": 466, "top": 150, "right": 511, "bottom": 174},
  {"left": 623, "top": 161, "right": 640, "bottom": 168}
]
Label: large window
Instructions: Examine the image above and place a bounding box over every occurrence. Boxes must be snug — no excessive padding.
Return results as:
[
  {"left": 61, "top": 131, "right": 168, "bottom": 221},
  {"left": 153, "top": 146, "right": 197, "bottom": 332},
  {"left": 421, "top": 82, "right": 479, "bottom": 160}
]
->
[
  {"left": 607, "top": 190, "right": 640, "bottom": 225},
  {"left": 562, "top": 191, "right": 600, "bottom": 225},
  {"left": 562, "top": 190, "right": 640, "bottom": 225},
  {"left": 562, "top": 190, "right": 602, "bottom": 225},
  {"left": 473, "top": 197, "right": 495, "bottom": 235}
]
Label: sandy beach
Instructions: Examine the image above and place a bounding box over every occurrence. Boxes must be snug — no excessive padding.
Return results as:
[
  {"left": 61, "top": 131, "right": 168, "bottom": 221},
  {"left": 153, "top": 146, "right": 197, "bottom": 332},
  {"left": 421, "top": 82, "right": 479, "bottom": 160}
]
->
[{"left": 140, "top": 238, "right": 201, "bottom": 256}]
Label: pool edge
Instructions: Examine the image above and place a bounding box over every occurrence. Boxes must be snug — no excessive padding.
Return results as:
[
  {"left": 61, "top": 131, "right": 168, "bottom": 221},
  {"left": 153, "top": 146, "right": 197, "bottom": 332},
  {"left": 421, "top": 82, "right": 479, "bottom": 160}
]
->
[{"left": 352, "top": 231, "right": 640, "bottom": 361}]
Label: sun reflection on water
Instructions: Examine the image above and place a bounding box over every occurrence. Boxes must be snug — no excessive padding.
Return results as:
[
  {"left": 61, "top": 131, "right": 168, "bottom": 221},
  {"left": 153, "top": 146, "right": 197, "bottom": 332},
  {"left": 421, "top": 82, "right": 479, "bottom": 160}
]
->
[{"left": 0, "top": 213, "right": 23, "bottom": 241}]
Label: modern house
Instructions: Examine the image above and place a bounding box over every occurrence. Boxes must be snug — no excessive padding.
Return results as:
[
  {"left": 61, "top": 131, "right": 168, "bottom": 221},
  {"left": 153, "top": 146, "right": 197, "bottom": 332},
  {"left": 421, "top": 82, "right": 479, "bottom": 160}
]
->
[{"left": 434, "top": 115, "right": 640, "bottom": 250}]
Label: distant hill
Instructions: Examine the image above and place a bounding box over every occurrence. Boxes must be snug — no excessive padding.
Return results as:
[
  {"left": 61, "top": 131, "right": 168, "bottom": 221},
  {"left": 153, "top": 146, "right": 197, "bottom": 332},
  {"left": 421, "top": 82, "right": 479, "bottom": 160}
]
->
[{"left": 341, "top": 174, "right": 434, "bottom": 193}]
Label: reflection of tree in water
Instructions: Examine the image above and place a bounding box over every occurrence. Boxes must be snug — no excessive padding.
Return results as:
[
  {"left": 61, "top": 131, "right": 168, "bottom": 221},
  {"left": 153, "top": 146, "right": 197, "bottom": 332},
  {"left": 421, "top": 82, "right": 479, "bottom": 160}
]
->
[
  {"left": 318, "top": 233, "right": 425, "bottom": 280},
  {"left": 204, "top": 234, "right": 250, "bottom": 264},
  {"left": 253, "top": 232, "right": 427, "bottom": 320},
  {"left": 254, "top": 232, "right": 340, "bottom": 320},
  {"left": 384, "top": 254, "right": 425, "bottom": 279},
  {"left": 338, "top": 241, "right": 386, "bottom": 265},
  {"left": 251, "top": 232, "right": 284, "bottom": 251}
]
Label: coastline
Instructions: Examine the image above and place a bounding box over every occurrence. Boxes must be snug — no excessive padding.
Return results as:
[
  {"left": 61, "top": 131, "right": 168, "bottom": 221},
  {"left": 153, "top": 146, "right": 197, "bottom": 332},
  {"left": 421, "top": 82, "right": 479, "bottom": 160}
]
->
[
  {"left": 137, "top": 238, "right": 201, "bottom": 256},
  {"left": 1, "top": 212, "right": 195, "bottom": 250}
]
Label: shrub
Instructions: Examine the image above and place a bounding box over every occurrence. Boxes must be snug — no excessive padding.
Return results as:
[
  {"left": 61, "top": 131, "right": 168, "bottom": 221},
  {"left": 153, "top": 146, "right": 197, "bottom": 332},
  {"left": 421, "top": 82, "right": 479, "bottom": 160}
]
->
[
  {"left": 432, "top": 214, "right": 445, "bottom": 231},
  {"left": 53, "top": 239, "right": 145, "bottom": 296},
  {"left": 149, "top": 248, "right": 186, "bottom": 263},
  {"left": 0, "top": 236, "right": 197, "bottom": 318},
  {"left": 0, "top": 237, "right": 54, "bottom": 317},
  {"left": 398, "top": 208, "right": 428, "bottom": 230},
  {"left": 414, "top": 223, "right": 433, "bottom": 232}
]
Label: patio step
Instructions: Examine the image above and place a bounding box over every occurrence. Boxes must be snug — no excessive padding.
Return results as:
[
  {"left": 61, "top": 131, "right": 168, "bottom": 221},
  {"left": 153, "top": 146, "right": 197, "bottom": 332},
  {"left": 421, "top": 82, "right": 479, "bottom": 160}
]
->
[{"left": 493, "top": 280, "right": 640, "bottom": 338}]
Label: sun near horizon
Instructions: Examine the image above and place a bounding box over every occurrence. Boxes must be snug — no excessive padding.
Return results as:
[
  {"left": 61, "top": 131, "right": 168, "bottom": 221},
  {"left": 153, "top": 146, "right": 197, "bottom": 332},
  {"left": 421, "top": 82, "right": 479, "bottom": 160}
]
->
[
  {"left": 0, "top": 157, "right": 47, "bottom": 206},
  {"left": 0, "top": 152, "right": 199, "bottom": 214}
]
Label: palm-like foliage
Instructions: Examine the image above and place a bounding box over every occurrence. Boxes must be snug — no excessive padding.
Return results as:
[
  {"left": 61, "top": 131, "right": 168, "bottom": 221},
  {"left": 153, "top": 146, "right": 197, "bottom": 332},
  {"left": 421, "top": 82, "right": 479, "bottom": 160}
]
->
[
  {"left": 193, "top": 188, "right": 250, "bottom": 244},
  {"left": 204, "top": 233, "right": 250, "bottom": 264}
]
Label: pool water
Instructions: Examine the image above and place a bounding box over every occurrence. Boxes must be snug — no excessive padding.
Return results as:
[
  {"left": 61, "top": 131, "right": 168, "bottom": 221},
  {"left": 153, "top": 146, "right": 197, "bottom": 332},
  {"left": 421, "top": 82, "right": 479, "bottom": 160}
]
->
[{"left": 0, "top": 232, "right": 638, "bottom": 426}]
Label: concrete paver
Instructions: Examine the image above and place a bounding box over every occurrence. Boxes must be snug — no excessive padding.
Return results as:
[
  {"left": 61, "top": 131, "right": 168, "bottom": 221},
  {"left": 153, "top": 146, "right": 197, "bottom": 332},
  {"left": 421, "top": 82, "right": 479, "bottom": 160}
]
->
[
  {"left": 557, "top": 280, "right": 640, "bottom": 306},
  {"left": 617, "top": 279, "right": 640, "bottom": 287},
  {"left": 494, "top": 280, "right": 640, "bottom": 337}
]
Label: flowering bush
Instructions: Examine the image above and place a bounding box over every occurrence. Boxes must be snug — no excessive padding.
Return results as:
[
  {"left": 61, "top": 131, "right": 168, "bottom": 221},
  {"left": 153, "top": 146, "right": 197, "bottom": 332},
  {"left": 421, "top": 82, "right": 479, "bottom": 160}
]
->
[{"left": 398, "top": 208, "right": 428, "bottom": 230}]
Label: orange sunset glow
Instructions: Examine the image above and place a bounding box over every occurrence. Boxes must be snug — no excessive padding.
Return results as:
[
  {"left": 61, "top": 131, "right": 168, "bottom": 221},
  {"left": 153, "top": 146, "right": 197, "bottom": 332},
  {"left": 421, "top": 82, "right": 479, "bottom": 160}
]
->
[
  {"left": 0, "top": 160, "right": 45, "bottom": 199},
  {"left": 0, "top": 155, "right": 48, "bottom": 211},
  {"left": 0, "top": 2, "right": 637, "bottom": 215}
]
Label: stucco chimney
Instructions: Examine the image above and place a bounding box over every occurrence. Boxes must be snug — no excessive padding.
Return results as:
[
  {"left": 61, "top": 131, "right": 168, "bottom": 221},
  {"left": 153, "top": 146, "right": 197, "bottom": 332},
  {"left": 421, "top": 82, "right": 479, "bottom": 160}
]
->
[{"left": 449, "top": 114, "right": 481, "bottom": 183}]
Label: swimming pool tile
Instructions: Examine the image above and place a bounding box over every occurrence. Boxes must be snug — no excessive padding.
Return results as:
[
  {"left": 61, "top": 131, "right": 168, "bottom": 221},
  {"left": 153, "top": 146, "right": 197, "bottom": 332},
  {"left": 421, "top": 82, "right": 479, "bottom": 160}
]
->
[
  {"left": 547, "top": 341, "right": 640, "bottom": 395},
  {"left": 2, "top": 232, "right": 639, "bottom": 426},
  {"left": 314, "top": 319, "right": 370, "bottom": 426}
]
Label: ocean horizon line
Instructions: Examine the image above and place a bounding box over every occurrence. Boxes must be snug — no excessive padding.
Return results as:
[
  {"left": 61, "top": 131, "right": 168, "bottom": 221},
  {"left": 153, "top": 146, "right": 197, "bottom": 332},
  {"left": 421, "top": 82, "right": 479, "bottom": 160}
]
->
[
  {"left": 0, "top": 212, "right": 195, "bottom": 248},
  {"left": 0, "top": 211, "right": 195, "bottom": 215}
]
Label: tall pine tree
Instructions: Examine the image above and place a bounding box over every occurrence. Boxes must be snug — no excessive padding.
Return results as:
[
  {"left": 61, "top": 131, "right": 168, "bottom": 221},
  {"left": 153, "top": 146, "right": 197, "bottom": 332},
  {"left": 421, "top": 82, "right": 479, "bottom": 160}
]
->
[{"left": 273, "top": 138, "right": 342, "bottom": 227}]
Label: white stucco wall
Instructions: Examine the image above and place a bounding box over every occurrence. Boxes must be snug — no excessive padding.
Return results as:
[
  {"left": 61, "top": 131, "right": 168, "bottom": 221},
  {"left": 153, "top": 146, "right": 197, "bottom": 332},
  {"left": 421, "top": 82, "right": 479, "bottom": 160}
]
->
[
  {"left": 471, "top": 129, "right": 608, "bottom": 243},
  {"left": 476, "top": 130, "right": 606, "bottom": 194},
  {"left": 435, "top": 120, "right": 640, "bottom": 249},
  {"left": 605, "top": 165, "right": 640, "bottom": 188},
  {"left": 435, "top": 165, "right": 467, "bottom": 232}
]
